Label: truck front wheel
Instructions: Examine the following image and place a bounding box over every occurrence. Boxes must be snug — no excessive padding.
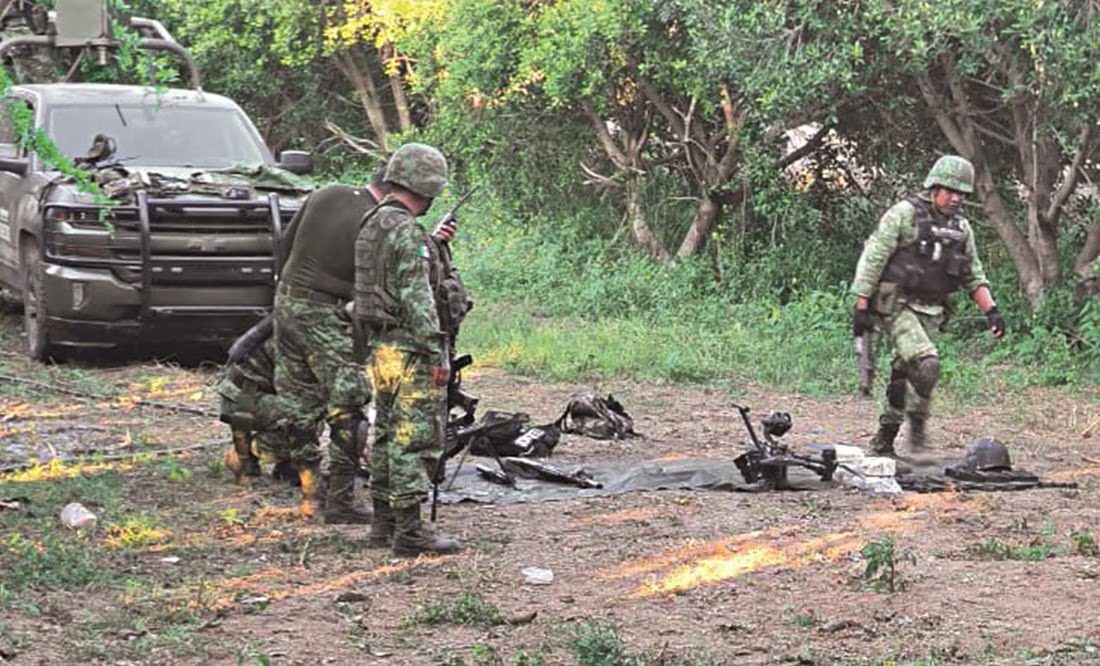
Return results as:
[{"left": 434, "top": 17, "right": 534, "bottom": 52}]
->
[{"left": 20, "top": 240, "right": 56, "bottom": 361}]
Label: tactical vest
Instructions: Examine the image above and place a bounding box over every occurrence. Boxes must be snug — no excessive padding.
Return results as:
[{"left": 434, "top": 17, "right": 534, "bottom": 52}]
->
[
  {"left": 880, "top": 194, "right": 969, "bottom": 303},
  {"left": 354, "top": 200, "right": 418, "bottom": 328}
]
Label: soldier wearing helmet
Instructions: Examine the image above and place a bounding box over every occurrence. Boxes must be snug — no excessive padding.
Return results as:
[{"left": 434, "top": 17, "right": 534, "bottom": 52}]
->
[
  {"left": 353, "top": 142, "right": 464, "bottom": 557},
  {"left": 268, "top": 166, "right": 390, "bottom": 521},
  {"left": 851, "top": 155, "right": 1006, "bottom": 456}
]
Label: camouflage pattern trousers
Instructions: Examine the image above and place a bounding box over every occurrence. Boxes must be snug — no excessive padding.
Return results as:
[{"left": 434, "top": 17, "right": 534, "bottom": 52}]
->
[
  {"left": 216, "top": 378, "right": 302, "bottom": 463},
  {"left": 874, "top": 303, "right": 944, "bottom": 426},
  {"left": 272, "top": 292, "right": 369, "bottom": 461},
  {"left": 366, "top": 344, "right": 446, "bottom": 510}
]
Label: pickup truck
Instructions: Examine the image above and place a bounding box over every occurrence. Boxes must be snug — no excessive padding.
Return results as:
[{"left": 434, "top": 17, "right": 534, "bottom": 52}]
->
[{"left": 0, "top": 1, "right": 312, "bottom": 360}]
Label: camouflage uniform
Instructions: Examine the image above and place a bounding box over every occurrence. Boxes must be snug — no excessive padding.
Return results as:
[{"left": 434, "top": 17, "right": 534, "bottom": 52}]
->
[
  {"left": 272, "top": 183, "right": 380, "bottom": 519},
  {"left": 851, "top": 156, "right": 992, "bottom": 453},
  {"left": 355, "top": 142, "right": 463, "bottom": 556},
  {"left": 215, "top": 336, "right": 302, "bottom": 482}
]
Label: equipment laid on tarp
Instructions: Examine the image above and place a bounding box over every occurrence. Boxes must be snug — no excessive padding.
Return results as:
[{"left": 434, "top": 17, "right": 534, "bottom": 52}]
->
[
  {"left": 478, "top": 457, "right": 602, "bottom": 489},
  {"left": 440, "top": 456, "right": 835, "bottom": 505},
  {"left": 557, "top": 393, "right": 639, "bottom": 440},
  {"left": 732, "top": 403, "right": 849, "bottom": 490},
  {"left": 897, "top": 438, "right": 1077, "bottom": 493}
]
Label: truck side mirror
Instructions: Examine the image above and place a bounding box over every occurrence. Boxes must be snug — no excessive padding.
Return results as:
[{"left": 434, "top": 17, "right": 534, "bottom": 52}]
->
[
  {"left": 277, "top": 150, "right": 312, "bottom": 175},
  {"left": 0, "top": 156, "right": 29, "bottom": 176}
]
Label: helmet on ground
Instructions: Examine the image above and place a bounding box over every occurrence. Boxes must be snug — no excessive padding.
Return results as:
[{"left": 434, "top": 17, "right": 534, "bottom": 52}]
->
[
  {"left": 965, "top": 438, "right": 1012, "bottom": 471},
  {"left": 383, "top": 143, "right": 448, "bottom": 199},
  {"left": 923, "top": 155, "right": 974, "bottom": 194}
]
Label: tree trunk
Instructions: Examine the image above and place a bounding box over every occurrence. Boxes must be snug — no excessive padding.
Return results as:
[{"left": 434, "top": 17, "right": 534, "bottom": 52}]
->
[
  {"left": 1076, "top": 221, "right": 1100, "bottom": 275},
  {"left": 334, "top": 48, "right": 390, "bottom": 152},
  {"left": 625, "top": 177, "right": 668, "bottom": 262},
  {"left": 973, "top": 169, "right": 1045, "bottom": 307},
  {"left": 382, "top": 42, "right": 412, "bottom": 132},
  {"left": 676, "top": 195, "right": 721, "bottom": 259}
]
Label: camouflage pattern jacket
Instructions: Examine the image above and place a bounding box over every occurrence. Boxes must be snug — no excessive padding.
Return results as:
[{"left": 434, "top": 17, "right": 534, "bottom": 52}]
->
[
  {"left": 851, "top": 193, "right": 989, "bottom": 316},
  {"left": 355, "top": 204, "right": 445, "bottom": 364}
]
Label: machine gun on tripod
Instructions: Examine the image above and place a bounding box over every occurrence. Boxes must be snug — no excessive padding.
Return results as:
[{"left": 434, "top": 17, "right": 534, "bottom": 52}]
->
[{"left": 732, "top": 404, "right": 841, "bottom": 490}]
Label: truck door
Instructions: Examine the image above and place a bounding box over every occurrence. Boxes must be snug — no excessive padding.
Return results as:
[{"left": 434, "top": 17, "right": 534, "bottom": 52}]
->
[{"left": 0, "top": 98, "right": 23, "bottom": 291}]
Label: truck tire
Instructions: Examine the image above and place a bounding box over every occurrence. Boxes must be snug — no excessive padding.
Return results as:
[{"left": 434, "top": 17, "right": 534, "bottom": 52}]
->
[{"left": 20, "top": 240, "right": 55, "bottom": 361}]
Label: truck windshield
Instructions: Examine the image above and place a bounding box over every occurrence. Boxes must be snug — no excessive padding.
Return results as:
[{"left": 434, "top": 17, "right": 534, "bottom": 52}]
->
[{"left": 47, "top": 104, "right": 269, "bottom": 168}]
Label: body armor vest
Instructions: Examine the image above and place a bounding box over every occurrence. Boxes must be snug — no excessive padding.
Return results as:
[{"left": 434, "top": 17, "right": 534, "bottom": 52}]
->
[
  {"left": 880, "top": 194, "right": 969, "bottom": 303},
  {"left": 354, "top": 201, "right": 416, "bottom": 328}
]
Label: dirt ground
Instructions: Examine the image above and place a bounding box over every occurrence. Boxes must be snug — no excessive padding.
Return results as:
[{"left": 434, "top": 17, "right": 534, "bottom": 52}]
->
[{"left": 1, "top": 312, "right": 1099, "bottom": 666}]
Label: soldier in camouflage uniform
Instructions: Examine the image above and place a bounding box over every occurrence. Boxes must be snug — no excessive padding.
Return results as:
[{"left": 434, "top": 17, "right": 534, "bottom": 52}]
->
[
  {"left": 851, "top": 155, "right": 1006, "bottom": 455},
  {"left": 354, "top": 143, "right": 465, "bottom": 557},
  {"left": 272, "top": 170, "right": 387, "bottom": 520},
  {"left": 216, "top": 334, "right": 299, "bottom": 485}
]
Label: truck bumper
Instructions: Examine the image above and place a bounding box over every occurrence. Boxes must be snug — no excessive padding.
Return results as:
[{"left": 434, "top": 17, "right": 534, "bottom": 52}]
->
[{"left": 42, "top": 264, "right": 272, "bottom": 347}]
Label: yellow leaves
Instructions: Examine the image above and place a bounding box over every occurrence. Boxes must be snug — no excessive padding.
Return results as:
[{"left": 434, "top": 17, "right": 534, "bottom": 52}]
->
[
  {"left": 324, "top": 0, "right": 449, "bottom": 51},
  {"left": 104, "top": 518, "right": 172, "bottom": 550}
]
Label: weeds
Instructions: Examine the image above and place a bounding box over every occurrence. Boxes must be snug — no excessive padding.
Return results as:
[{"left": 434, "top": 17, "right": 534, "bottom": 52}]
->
[
  {"left": 860, "top": 536, "right": 914, "bottom": 593},
  {"left": 1070, "top": 528, "right": 1099, "bottom": 556},
  {"left": 567, "top": 621, "right": 721, "bottom": 666},
  {"left": 965, "top": 523, "right": 1093, "bottom": 561},
  {"left": 2, "top": 531, "right": 116, "bottom": 590},
  {"left": 402, "top": 591, "right": 505, "bottom": 629}
]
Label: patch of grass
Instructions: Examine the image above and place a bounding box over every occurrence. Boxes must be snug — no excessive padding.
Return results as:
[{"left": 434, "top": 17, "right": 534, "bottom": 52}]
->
[
  {"left": 1069, "top": 528, "right": 1099, "bottom": 556},
  {"left": 103, "top": 513, "right": 172, "bottom": 550},
  {"left": 401, "top": 591, "right": 505, "bottom": 629},
  {"left": 968, "top": 523, "right": 1062, "bottom": 562},
  {"left": 2, "top": 531, "right": 118, "bottom": 590},
  {"left": 236, "top": 640, "right": 274, "bottom": 665},
  {"left": 969, "top": 537, "right": 1056, "bottom": 562},
  {"left": 567, "top": 621, "right": 721, "bottom": 666},
  {"left": 790, "top": 610, "right": 818, "bottom": 628},
  {"left": 159, "top": 458, "right": 192, "bottom": 482}
]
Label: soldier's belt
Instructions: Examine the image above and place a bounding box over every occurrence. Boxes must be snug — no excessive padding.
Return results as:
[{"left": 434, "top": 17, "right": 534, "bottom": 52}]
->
[{"left": 277, "top": 283, "right": 343, "bottom": 305}]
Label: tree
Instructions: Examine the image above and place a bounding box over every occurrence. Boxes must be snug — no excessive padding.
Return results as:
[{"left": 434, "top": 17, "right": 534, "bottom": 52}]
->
[{"left": 861, "top": 0, "right": 1100, "bottom": 306}]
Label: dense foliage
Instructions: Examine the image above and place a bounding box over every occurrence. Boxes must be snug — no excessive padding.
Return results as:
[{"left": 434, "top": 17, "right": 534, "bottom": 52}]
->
[{"left": 7, "top": 0, "right": 1099, "bottom": 387}]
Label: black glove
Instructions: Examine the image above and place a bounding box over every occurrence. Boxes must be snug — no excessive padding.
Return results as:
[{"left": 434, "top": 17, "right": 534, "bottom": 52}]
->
[
  {"left": 985, "top": 306, "right": 1006, "bottom": 338},
  {"left": 852, "top": 306, "right": 873, "bottom": 337}
]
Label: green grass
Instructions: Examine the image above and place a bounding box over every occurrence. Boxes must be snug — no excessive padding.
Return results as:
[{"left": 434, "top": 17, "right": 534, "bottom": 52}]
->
[
  {"left": 401, "top": 591, "right": 506, "bottom": 629},
  {"left": 567, "top": 621, "right": 721, "bottom": 666}
]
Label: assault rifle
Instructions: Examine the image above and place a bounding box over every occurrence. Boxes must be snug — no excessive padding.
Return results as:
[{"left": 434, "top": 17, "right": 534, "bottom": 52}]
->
[
  {"left": 429, "top": 352, "right": 515, "bottom": 521},
  {"left": 732, "top": 403, "right": 839, "bottom": 490},
  {"left": 854, "top": 331, "right": 875, "bottom": 397}
]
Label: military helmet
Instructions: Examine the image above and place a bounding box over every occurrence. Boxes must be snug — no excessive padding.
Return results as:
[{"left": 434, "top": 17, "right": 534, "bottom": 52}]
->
[
  {"left": 923, "top": 155, "right": 975, "bottom": 194},
  {"left": 383, "top": 143, "right": 448, "bottom": 199},
  {"left": 965, "top": 438, "right": 1012, "bottom": 471}
]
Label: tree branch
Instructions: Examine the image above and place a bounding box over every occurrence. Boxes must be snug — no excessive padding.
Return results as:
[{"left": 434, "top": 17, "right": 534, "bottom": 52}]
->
[
  {"left": 581, "top": 101, "right": 630, "bottom": 169},
  {"left": 1046, "top": 125, "right": 1092, "bottom": 223}
]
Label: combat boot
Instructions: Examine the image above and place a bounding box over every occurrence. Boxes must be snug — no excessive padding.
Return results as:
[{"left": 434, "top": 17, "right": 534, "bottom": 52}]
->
[
  {"left": 224, "top": 429, "right": 261, "bottom": 486},
  {"left": 324, "top": 417, "right": 373, "bottom": 524},
  {"left": 906, "top": 414, "right": 928, "bottom": 450},
  {"left": 271, "top": 460, "right": 301, "bottom": 485},
  {"left": 295, "top": 459, "right": 323, "bottom": 520},
  {"left": 392, "top": 505, "right": 462, "bottom": 557},
  {"left": 869, "top": 422, "right": 901, "bottom": 456},
  {"left": 367, "top": 499, "right": 395, "bottom": 548}
]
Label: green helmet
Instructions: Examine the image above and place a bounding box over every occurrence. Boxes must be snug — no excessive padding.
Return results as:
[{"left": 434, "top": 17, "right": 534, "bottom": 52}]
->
[
  {"left": 384, "top": 143, "right": 448, "bottom": 199},
  {"left": 964, "top": 438, "right": 1012, "bottom": 471},
  {"left": 923, "top": 155, "right": 975, "bottom": 194}
]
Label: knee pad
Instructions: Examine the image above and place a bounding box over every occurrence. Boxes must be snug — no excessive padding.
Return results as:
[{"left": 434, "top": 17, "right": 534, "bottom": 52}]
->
[
  {"left": 886, "top": 365, "right": 907, "bottom": 410},
  {"left": 909, "top": 355, "right": 940, "bottom": 398}
]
